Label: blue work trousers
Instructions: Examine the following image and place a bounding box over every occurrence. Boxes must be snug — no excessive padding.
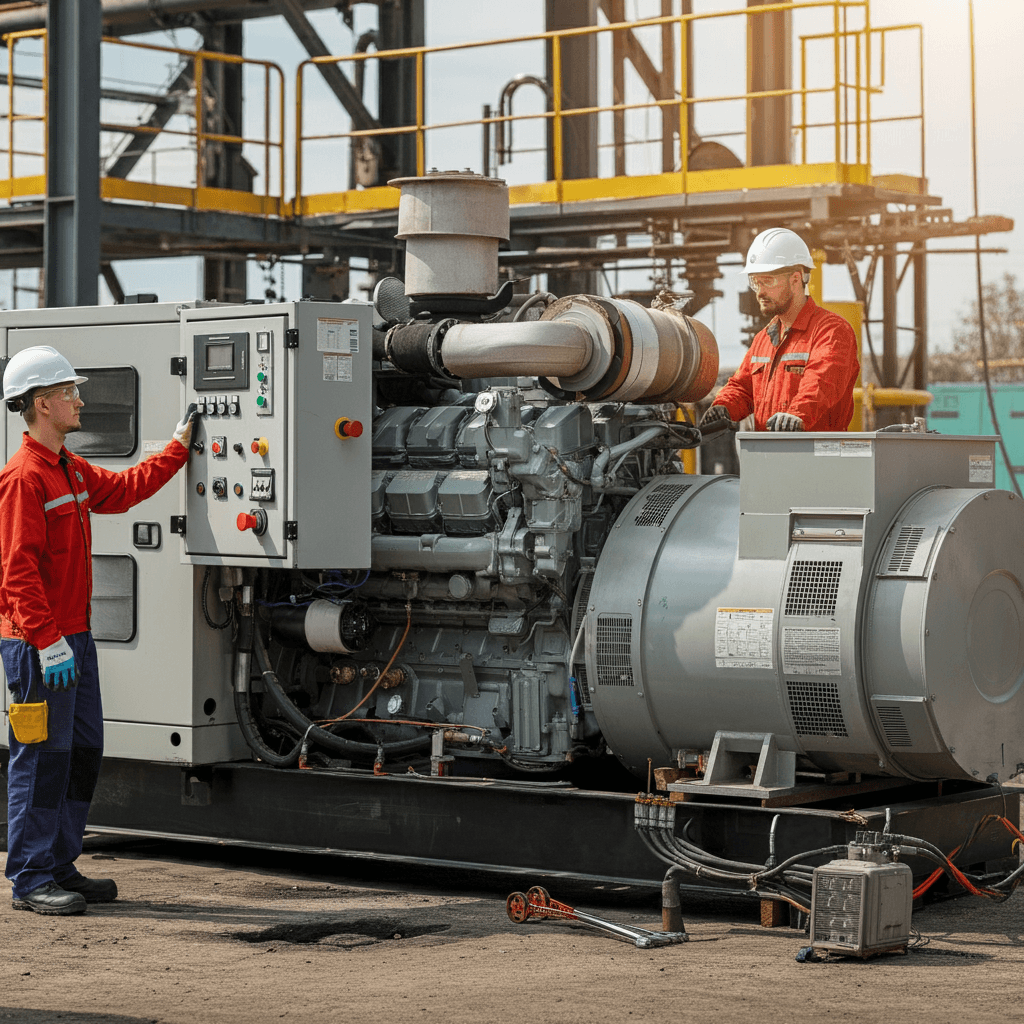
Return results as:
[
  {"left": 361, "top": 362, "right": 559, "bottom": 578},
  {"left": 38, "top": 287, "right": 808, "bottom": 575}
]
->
[{"left": 3, "top": 632, "right": 103, "bottom": 899}]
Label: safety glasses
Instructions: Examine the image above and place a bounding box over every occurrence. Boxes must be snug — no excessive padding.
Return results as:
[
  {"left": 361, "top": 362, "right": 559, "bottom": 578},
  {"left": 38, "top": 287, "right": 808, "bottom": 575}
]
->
[
  {"left": 38, "top": 384, "right": 80, "bottom": 403},
  {"left": 747, "top": 273, "right": 788, "bottom": 292}
]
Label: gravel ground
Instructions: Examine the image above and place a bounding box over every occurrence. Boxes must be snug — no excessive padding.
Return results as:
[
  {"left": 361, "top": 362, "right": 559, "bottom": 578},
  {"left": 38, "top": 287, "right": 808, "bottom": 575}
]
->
[{"left": 0, "top": 834, "right": 1022, "bottom": 1024}]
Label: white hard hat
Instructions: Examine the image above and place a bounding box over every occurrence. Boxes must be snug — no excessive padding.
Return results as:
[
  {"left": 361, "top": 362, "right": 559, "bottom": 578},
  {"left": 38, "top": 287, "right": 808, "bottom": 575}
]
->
[
  {"left": 4, "top": 345, "right": 87, "bottom": 405},
  {"left": 743, "top": 228, "right": 814, "bottom": 274}
]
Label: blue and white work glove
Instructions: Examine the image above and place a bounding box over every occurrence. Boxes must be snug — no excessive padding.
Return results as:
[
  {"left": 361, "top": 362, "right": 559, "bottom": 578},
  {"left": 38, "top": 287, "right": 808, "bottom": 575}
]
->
[
  {"left": 173, "top": 403, "right": 198, "bottom": 450},
  {"left": 699, "top": 404, "right": 732, "bottom": 428},
  {"left": 39, "top": 637, "right": 77, "bottom": 690},
  {"left": 766, "top": 412, "right": 804, "bottom": 432}
]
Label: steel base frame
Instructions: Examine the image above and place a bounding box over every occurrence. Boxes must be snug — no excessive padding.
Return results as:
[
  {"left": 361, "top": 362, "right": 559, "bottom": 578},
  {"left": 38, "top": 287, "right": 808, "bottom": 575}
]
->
[{"left": 1, "top": 755, "right": 1015, "bottom": 889}]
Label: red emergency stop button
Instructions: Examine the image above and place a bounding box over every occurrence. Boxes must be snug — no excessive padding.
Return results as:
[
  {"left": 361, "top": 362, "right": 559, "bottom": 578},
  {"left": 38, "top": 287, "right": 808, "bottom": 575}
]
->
[
  {"left": 236, "top": 508, "right": 268, "bottom": 536},
  {"left": 335, "top": 417, "right": 364, "bottom": 439},
  {"left": 250, "top": 437, "right": 269, "bottom": 456}
]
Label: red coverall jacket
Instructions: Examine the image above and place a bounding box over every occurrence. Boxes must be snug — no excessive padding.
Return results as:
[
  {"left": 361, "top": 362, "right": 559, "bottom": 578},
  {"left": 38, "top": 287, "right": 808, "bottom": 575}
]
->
[
  {"left": 0, "top": 433, "right": 189, "bottom": 650},
  {"left": 711, "top": 297, "right": 859, "bottom": 431}
]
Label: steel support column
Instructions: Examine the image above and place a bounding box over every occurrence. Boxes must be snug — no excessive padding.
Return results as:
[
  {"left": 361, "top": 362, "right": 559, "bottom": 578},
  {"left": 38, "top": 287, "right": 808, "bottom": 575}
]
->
[
  {"left": 44, "top": 0, "right": 101, "bottom": 308},
  {"left": 913, "top": 247, "right": 928, "bottom": 390},
  {"left": 878, "top": 244, "right": 899, "bottom": 426},
  {"left": 378, "top": 0, "right": 424, "bottom": 183},
  {"left": 544, "top": 0, "right": 598, "bottom": 296},
  {"left": 746, "top": 0, "right": 792, "bottom": 167}
]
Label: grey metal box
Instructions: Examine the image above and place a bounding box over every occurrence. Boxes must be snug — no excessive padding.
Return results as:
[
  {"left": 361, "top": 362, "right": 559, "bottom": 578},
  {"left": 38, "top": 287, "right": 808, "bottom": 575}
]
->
[{"left": 182, "top": 301, "right": 372, "bottom": 568}]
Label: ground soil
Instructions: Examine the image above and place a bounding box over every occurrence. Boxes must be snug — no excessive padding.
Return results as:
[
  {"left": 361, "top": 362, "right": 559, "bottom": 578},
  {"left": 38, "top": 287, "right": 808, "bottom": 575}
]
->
[{"left": 0, "top": 831, "right": 1022, "bottom": 1024}]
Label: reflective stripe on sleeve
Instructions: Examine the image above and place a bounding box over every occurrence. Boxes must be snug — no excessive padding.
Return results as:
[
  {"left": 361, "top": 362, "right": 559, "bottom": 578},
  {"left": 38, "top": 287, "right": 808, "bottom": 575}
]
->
[
  {"left": 780, "top": 352, "right": 809, "bottom": 361},
  {"left": 43, "top": 494, "right": 75, "bottom": 512}
]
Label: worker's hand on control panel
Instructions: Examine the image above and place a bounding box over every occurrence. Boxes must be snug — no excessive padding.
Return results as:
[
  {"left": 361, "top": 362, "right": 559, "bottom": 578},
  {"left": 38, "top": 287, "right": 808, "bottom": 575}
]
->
[
  {"left": 765, "top": 412, "right": 804, "bottom": 432},
  {"left": 38, "top": 637, "right": 77, "bottom": 691},
  {"left": 173, "top": 403, "right": 198, "bottom": 450},
  {"left": 699, "top": 404, "right": 732, "bottom": 428}
]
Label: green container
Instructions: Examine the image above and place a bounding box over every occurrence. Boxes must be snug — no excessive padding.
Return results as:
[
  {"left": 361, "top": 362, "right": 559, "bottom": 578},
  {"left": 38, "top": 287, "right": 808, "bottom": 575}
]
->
[{"left": 927, "top": 383, "right": 1024, "bottom": 490}]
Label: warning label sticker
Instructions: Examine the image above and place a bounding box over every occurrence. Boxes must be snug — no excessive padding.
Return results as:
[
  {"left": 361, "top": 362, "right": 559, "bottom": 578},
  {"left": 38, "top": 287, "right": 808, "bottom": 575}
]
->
[
  {"left": 322, "top": 354, "right": 353, "bottom": 382},
  {"left": 969, "top": 453, "right": 994, "bottom": 484},
  {"left": 715, "top": 608, "right": 774, "bottom": 670},
  {"left": 782, "top": 627, "right": 841, "bottom": 676},
  {"left": 814, "top": 440, "right": 841, "bottom": 457},
  {"left": 840, "top": 440, "right": 872, "bottom": 458},
  {"left": 317, "top": 318, "right": 359, "bottom": 354}
]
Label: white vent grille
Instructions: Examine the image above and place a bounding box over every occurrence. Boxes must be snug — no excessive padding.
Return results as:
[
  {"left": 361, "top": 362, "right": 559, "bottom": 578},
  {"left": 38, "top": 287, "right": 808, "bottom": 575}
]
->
[
  {"left": 787, "top": 680, "right": 849, "bottom": 737},
  {"left": 785, "top": 561, "right": 843, "bottom": 616},
  {"left": 887, "top": 527, "right": 926, "bottom": 573},
  {"left": 596, "top": 615, "right": 634, "bottom": 686},
  {"left": 634, "top": 483, "right": 690, "bottom": 527},
  {"left": 813, "top": 873, "right": 864, "bottom": 945},
  {"left": 876, "top": 704, "right": 913, "bottom": 747}
]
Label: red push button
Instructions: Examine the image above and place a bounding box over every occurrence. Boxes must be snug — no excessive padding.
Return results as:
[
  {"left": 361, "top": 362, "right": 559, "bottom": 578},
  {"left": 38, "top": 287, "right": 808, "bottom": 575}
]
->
[
  {"left": 334, "top": 417, "right": 364, "bottom": 439},
  {"left": 237, "top": 512, "right": 258, "bottom": 532},
  {"left": 211, "top": 441, "right": 222, "bottom": 455},
  {"left": 251, "top": 437, "right": 269, "bottom": 456}
]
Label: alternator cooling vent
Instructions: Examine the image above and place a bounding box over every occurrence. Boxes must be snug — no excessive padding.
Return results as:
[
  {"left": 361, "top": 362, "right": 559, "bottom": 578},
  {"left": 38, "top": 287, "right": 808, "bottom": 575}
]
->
[
  {"left": 875, "top": 704, "right": 913, "bottom": 747},
  {"left": 812, "top": 873, "right": 863, "bottom": 944},
  {"left": 787, "top": 680, "right": 849, "bottom": 737},
  {"left": 886, "top": 527, "right": 925, "bottom": 573},
  {"left": 596, "top": 615, "right": 634, "bottom": 686},
  {"left": 634, "top": 483, "right": 690, "bottom": 527},
  {"left": 785, "top": 560, "right": 843, "bottom": 616}
]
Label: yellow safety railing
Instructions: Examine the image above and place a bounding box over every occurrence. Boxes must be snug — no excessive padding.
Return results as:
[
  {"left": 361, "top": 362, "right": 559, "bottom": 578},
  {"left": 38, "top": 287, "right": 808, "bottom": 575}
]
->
[
  {"left": 0, "top": 31, "right": 286, "bottom": 215},
  {"left": 0, "top": 0, "right": 926, "bottom": 220},
  {"left": 796, "top": 21, "right": 924, "bottom": 182},
  {"left": 1, "top": 30, "right": 45, "bottom": 202},
  {"left": 295, "top": 0, "right": 925, "bottom": 217}
]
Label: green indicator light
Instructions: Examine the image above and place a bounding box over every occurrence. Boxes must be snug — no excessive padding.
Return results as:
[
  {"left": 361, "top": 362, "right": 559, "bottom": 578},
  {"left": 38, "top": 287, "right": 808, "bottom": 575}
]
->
[
  {"left": 256, "top": 396, "right": 265, "bottom": 407},
  {"left": 257, "top": 372, "right": 265, "bottom": 382}
]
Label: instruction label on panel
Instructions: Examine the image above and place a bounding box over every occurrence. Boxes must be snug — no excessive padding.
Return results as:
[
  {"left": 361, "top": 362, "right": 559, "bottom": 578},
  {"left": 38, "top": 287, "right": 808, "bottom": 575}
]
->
[
  {"left": 715, "top": 608, "right": 774, "bottom": 670},
  {"left": 969, "top": 454, "right": 994, "bottom": 484},
  {"left": 323, "top": 354, "right": 353, "bottom": 382},
  {"left": 782, "top": 627, "right": 841, "bottom": 676},
  {"left": 317, "top": 317, "right": 359, "bottom": 354},
  {"left": 814, "top": 440, "right": 841, "bottom": 457},
  {"left": 840, "top": 440, "right": 872, "bottom": 457}
]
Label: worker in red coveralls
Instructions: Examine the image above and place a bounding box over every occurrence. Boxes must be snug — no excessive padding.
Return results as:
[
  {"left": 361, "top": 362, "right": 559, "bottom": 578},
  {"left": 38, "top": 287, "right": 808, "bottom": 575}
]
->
[
  {"left": 700, "top": 228, "right": 859, "bottom": 433},
  {"left": 1, "top": 346, "right": 195, "bottom": 915}
]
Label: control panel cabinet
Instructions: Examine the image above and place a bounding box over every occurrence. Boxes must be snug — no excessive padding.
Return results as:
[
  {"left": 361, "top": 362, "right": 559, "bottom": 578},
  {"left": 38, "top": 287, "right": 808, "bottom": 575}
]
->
[{"left": 181, "top": 301, "right": 372, "bottom": 568}]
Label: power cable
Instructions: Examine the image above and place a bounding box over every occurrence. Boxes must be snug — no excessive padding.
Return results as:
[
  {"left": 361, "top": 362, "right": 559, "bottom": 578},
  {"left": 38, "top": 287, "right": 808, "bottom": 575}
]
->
[{"left": 969, "top": 1, "right": 1021, "bottom": 496}]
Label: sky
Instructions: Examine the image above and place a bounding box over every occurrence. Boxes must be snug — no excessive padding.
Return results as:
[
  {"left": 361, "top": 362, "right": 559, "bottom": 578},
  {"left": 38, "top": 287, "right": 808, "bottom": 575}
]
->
[{"left": 4, "top": 0, "right": 1019, "bottom": 375}]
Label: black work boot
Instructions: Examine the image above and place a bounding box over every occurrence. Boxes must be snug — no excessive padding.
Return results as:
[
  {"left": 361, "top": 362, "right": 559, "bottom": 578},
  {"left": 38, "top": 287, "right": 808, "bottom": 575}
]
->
[
  {"left": 12, "top": 881, "right": 87, "bottom": 916},
  {"left": 57, "top": 874, "right": 118, "bottom": 903}
]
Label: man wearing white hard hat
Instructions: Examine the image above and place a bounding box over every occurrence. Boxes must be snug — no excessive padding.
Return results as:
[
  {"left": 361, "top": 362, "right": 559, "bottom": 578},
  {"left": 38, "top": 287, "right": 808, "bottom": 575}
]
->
[
  {"left": 700, "top": 228, "right": 859, "bottom": 432},
  {"left": 0, "top": 346, "right": 195, "bottom": 915}
]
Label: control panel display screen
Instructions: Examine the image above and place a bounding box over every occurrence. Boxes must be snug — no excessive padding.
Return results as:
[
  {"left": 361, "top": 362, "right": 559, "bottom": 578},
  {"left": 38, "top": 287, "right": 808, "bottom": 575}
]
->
[
  {"left": 206, "top": 343, "right": 234, "bottom": 372},
  {"left": 193, "top": 332, "right": 249, "bottom": 391}
]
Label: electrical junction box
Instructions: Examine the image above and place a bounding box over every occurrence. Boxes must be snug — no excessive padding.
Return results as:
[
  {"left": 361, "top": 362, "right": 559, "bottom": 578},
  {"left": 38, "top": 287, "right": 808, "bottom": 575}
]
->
[
  {"left": 181, "top": 300, "right": 372, "bottom": 568},
  {"left": 810, "top": 846, "right": 913, "bottom": 957}
]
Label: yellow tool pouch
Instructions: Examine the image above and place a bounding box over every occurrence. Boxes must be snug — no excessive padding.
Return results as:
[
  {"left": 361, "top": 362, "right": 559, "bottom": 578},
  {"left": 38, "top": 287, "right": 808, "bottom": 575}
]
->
[{"left": 9, "top": 699, "right": 48, "bottom": 744}]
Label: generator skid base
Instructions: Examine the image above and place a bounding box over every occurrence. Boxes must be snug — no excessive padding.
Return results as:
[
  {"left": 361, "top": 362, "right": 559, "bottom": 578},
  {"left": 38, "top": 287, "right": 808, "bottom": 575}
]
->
[{"left": 1, "top": 755, "right": 1010, "bottom": 892}]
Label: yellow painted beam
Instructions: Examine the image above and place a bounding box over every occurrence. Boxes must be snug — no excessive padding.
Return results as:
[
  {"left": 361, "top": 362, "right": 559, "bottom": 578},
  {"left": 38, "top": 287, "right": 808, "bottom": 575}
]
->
[
  {"left": 0, "top": 174, "right": 45, "bottom": 200},
  {"left": 296, "top": 162, "right": 874, "bottom": 218}
]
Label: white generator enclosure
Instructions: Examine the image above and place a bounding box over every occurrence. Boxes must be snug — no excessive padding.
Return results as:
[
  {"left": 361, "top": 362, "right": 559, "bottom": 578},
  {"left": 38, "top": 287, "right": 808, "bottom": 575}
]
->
[{"left": 0, "top": 300, "right": 370, "bottom": 766}]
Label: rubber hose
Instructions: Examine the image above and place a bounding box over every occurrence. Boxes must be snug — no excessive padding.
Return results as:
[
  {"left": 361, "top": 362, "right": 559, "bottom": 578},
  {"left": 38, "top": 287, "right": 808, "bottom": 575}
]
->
[
  {"left": 252, "top": 627, "right": 431, "bottom": 759},
  {"left": 233, "top": 687, "right": 302, "bottom": 768}
]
